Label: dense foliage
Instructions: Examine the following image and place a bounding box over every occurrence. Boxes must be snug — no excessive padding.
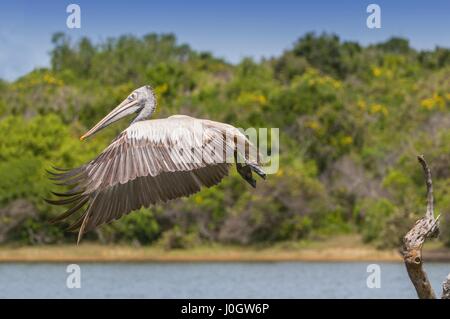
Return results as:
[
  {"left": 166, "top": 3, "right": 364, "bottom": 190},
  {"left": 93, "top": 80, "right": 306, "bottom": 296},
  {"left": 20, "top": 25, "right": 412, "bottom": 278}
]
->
[{"left": 0, "top": 32, "right": 449, "bottom": 248}]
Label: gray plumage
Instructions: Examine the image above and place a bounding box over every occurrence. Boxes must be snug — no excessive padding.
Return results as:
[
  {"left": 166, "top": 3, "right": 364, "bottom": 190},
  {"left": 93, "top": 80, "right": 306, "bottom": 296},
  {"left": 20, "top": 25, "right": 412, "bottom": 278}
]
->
[{"left": 46, "top": 86, "right": 266, "bottom": 243}]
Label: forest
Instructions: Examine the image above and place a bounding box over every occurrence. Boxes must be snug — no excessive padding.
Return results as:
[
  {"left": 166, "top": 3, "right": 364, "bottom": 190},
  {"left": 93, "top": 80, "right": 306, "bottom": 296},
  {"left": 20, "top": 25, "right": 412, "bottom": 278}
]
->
[{"left": 0, "top": 32, "right": 449, "bottom": 249}]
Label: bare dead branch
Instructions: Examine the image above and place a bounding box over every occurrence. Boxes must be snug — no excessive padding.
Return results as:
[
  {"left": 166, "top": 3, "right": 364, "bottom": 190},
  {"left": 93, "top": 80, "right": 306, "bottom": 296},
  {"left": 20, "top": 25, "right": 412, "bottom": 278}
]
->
[
  {"left": 418, "top": 155, "right": 434, "bottom": 221},
  {"left": 401, "top": 155, "right": 440, "bottom": 299},
  {"left": 443, "top": 274, "right": 450, "bottom": 299}
]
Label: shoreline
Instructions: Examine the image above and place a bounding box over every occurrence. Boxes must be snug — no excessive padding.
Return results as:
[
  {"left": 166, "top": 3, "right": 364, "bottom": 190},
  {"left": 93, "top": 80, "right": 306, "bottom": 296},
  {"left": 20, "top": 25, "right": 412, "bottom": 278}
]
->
[
  {"left": 0, "top": 244, "right": 414, "bottom": 263},
  {"left": 1, "top": 236, "right": 449, "bottom": 263}
]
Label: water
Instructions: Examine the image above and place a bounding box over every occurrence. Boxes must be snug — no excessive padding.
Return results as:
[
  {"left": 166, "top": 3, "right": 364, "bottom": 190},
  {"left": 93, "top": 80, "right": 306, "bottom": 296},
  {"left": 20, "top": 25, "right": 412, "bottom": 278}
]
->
[{"left": 0, "top": 262, "right": 449, "bottom": 298}]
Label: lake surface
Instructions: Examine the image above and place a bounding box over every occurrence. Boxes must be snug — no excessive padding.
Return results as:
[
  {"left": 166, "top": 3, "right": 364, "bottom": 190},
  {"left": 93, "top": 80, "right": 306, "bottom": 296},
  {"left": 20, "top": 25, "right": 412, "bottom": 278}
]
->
[{"left": 0, "top": 262, "right": 449, "bottom": 298}]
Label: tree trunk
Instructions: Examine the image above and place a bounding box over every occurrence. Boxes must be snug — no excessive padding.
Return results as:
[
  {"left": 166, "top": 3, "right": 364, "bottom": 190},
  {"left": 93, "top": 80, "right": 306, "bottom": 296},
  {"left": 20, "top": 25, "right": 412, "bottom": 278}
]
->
[{"left": 401, "top": 155, "right": 450, "bottom": 299}]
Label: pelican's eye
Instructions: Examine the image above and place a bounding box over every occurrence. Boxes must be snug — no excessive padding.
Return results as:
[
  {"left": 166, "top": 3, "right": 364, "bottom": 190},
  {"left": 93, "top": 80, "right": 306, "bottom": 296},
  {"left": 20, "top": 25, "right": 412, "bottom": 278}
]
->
[{"left": 128, "top": 93, "right": 137, "bottom": 101}]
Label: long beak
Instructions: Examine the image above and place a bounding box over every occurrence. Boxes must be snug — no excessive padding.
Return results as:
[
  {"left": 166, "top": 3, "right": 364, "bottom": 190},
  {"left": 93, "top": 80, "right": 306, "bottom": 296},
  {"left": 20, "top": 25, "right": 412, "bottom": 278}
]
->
[{"left": 80, "top": 99, "right": 140, "bottom": 140}]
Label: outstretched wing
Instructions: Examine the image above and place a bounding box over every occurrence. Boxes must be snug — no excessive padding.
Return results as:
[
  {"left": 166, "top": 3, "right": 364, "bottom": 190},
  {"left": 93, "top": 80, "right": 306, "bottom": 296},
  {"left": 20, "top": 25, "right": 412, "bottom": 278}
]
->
[{"left": 47, "top": 115, "right": 260, "bottom": 242}]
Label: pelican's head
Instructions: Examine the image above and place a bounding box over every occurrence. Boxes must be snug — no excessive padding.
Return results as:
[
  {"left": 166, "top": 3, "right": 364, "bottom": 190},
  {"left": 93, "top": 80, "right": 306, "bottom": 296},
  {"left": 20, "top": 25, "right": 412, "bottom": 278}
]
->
[{"left": 80, "top": 85, "right": 156, "bottom": 140}]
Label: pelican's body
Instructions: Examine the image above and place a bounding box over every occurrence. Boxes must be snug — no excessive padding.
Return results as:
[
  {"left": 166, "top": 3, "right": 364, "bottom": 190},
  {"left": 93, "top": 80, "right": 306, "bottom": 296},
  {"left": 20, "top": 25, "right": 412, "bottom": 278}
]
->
[{"left": 47, "top": 86, "right": 265, "bottom": 242}]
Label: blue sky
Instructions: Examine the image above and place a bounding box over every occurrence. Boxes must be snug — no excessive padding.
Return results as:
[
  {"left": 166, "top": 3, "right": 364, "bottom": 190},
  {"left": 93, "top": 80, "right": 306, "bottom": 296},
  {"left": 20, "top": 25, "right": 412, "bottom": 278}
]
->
[{"left": 1, "top": 0, "right": 450, "bottom": 81}]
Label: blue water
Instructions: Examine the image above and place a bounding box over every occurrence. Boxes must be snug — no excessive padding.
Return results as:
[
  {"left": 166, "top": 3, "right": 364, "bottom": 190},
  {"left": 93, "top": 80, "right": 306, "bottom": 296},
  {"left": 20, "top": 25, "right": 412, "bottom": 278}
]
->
[{"left": 0, "top": 262, "right": 449, "bottom": 298}]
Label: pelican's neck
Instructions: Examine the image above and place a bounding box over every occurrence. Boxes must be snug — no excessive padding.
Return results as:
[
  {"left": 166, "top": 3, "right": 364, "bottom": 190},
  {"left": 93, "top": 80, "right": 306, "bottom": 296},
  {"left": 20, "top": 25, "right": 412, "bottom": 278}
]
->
[{"left": 132, "top": 94, "right": 156, "bottom": 123}]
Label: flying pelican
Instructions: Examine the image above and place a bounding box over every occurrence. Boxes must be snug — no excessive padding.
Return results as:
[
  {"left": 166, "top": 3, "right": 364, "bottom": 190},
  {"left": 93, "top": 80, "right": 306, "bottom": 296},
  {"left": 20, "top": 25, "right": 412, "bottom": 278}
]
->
[{"left": 47, "top": 85, "right": 266, "bottom": 243}]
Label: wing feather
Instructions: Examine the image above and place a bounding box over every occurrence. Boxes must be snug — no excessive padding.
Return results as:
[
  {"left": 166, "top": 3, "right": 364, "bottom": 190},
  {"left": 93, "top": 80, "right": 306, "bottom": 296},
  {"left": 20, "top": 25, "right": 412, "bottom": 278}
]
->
[{"left": 47, "top": 115, "right": 263, "bottom": 240}]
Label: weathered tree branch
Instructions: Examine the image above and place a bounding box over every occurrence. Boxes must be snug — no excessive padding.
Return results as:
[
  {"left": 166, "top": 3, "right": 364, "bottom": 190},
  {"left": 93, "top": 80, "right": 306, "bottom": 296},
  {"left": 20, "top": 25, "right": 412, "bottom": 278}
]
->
[
  {"left": 401, "top": 155, "right": 450, "bottom": 299},
  {"left": 443, "top": 274, "right": 450, "bottom": 299}
]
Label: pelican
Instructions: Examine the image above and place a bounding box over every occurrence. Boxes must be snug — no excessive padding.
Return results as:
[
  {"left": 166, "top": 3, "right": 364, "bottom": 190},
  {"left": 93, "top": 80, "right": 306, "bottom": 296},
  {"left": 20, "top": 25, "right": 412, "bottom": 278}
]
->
[{"left": 47, "top": 85, "right": 266, "bottom": 243}]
